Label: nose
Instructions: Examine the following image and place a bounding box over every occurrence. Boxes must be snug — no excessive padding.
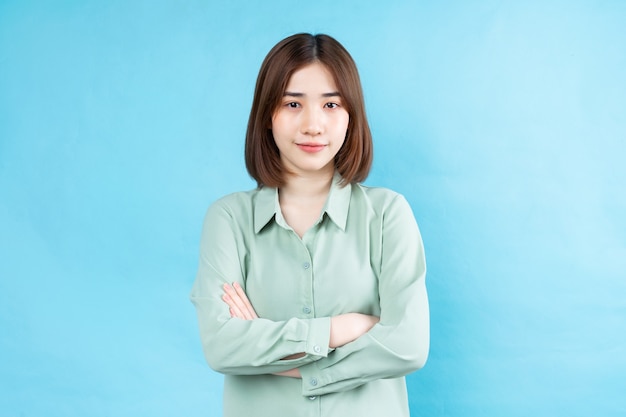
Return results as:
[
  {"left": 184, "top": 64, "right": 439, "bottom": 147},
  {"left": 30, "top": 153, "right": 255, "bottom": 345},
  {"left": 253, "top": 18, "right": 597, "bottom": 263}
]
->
[{"left": 301, "top": 106, "right": 323, "bottom": 136}]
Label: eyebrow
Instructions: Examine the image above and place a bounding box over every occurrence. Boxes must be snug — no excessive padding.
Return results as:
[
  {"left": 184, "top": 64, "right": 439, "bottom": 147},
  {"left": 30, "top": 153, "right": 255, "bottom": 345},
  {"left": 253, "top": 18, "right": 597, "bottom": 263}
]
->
[{"left": 283, "top": 91, "right": 341, "bottom": 98}]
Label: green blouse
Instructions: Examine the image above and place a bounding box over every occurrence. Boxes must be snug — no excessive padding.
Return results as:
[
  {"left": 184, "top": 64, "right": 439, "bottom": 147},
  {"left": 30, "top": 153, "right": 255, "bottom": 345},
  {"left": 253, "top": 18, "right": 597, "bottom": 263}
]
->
[{"left": 190, "top": 174, "right": 429, "bottom": 417}]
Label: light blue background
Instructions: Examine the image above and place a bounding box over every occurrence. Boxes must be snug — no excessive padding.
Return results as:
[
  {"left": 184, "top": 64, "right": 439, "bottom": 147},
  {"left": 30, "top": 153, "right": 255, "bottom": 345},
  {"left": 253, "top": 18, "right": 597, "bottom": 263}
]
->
[{"left": 1, "top": 1, "right": 625, "bottom": 416}]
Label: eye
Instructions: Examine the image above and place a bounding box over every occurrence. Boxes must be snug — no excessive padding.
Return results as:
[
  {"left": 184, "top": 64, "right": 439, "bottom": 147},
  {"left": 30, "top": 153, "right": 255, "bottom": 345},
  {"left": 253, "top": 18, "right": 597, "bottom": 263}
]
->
[
  {"left": 325, "top": 102, "right": 340, "bottom": 109},
  {"left": 285, "top": 102, "right": 300, "bottom": 108}
]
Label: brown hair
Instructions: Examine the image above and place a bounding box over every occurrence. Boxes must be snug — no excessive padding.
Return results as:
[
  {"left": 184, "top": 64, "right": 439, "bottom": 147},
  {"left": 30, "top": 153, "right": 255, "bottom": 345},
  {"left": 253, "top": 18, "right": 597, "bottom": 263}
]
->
[{"left": 245, "top": 33, "right": 373, "bottom": 188}]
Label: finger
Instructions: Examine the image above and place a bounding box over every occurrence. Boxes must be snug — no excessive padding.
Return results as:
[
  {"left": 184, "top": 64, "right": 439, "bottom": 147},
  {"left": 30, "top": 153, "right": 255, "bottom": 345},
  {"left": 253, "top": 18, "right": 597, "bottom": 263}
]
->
[
  {"left": 224, "top": 282, "right": 256, "bottom": 320},
  {"left": 222, "top": 293, "right": 246, "bottom": 319},
  {"left": 223, "top": 283, "right": 254, "bottom": 320},
  {"left": 233, "top": 282, "right": 258, "bottom": 319}
]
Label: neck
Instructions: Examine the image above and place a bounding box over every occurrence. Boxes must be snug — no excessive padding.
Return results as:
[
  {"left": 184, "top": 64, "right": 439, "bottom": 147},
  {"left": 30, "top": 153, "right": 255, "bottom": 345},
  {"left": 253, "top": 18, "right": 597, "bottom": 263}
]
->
[{"left": 279, "top": 169, "right": 335, "bottom": 202}]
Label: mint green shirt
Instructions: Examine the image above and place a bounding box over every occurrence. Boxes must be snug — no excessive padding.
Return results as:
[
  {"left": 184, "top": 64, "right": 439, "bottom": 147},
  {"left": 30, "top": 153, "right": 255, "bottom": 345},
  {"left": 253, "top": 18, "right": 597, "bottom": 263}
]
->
[{"left": 190, "top": 174, "right": 429, "bottom": 417}]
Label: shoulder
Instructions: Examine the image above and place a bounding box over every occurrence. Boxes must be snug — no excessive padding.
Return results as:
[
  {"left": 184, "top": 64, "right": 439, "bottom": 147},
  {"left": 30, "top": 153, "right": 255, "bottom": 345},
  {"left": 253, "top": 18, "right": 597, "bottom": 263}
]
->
[
  {"left": 209, "top": 189, "right": 257, "bottom": 211},
  {"left": 350, "top": 183, "right": 419, "bottom": 231},
  {"left": 203, "top": 188, "right": 261, "bottom": 224},
  {"left": 352, "top": 185, "right": 422, "bottom": 249},
  {"left": 351, "top": 183, "right": 410, "bottom": 212}
]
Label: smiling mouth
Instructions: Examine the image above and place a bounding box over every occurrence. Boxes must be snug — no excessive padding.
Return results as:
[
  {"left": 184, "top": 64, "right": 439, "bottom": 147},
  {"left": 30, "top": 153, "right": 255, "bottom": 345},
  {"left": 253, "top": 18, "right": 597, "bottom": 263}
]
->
[{"left": 297, "top": 143, "right": 326, "bottom": 153}]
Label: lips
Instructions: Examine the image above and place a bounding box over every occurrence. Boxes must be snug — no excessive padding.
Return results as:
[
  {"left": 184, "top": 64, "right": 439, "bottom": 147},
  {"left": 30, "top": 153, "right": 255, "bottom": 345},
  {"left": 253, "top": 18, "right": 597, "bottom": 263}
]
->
[{"left": 297, "top": 143, "right": 326, "bottom": 153}]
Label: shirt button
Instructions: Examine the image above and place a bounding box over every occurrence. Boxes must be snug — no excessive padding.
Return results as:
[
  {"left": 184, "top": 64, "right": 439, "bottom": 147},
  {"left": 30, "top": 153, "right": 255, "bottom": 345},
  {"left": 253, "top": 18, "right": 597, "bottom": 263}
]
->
[
  {"left": 303, "top": 306, "right": 311, "bottom": 314},
  {"left": 313, "top": 345, "right": 321, "bottom": 353},
  {"left": 309, "top": 396, "right": 317, "bottom": 400},
  {"left": 303, "top": 262, "right": 310, "bottom": 269},
  {"left": 310, "top": 377, "right": 318, "bottom": 386}
]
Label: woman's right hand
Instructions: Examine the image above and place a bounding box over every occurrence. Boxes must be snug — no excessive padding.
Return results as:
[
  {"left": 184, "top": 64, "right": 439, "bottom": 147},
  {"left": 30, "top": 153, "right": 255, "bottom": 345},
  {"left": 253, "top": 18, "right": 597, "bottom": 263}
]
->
[{"left": 329, "top": 313, "right": 380, "bottom": 348}]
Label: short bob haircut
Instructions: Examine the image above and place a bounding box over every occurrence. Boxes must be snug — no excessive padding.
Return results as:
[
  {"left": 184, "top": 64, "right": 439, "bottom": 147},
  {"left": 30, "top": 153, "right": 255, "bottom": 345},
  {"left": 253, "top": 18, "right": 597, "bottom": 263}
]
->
[{"left": 245, "top": 33, "right": 373, "bottom": 188}]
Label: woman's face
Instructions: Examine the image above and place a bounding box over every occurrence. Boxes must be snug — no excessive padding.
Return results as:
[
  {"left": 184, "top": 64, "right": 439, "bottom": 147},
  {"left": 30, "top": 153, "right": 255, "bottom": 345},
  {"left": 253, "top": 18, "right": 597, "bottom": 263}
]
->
[{"left": 271, "top": 62, "right": 349, "bottom": 178}]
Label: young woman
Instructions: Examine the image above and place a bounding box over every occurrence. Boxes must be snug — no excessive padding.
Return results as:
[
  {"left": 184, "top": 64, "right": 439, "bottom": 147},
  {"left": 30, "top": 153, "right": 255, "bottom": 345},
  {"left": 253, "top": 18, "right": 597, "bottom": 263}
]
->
[{"left": 191, "top": 33, "right": 429, "bottom": 417}]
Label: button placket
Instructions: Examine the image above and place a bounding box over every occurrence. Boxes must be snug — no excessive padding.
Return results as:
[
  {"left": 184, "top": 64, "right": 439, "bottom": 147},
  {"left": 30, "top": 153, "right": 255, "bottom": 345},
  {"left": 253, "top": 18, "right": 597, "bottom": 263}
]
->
[{"left": 299, "top": 245, "right": 314, "bottom": 320}]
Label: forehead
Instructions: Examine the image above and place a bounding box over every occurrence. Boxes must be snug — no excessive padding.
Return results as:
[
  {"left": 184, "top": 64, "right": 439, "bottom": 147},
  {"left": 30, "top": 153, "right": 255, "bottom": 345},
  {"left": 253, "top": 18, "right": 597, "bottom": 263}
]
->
[{"left": 285, "top": 62, "right": 338, "bottom": 91}]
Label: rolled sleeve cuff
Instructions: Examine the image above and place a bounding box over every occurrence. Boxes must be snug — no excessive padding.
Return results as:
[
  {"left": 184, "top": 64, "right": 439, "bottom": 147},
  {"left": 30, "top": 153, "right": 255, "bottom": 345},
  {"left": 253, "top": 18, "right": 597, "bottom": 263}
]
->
[
  {"left": 304, "top": 317, "right": 331, "bottom": 358},
  {"left": 299, "top": 360, "right": 326, "bottom": 396}
]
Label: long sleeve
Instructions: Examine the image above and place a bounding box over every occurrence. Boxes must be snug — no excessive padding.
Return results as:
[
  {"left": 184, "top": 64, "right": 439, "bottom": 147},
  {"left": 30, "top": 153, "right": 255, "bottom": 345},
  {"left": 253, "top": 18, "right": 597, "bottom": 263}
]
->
[
  {"left": 192, "top": 181, "right": 428, "bottom": 417},
  {"left": 190, "top": 198, "right": 332, "bottom": 375},
  {"left": 299, "top": 194, "right": 429, "bottom": 396}
]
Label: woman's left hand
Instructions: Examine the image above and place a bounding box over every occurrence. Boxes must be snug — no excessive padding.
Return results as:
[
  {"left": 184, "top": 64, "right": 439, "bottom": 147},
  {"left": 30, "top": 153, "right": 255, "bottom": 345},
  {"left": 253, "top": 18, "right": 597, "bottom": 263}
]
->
[{"left": 222, "top": 282, "right": 259, "bottom": 320}]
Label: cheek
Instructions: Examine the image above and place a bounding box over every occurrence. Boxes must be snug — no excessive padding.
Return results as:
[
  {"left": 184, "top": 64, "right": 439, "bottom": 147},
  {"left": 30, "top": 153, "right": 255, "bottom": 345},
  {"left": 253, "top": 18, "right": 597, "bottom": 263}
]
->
[
  {"left": 337, "top": 113, "right": 350, "bottom": 135},
  {"left": 342, "top": 115, "right": 350, "bottom": 137},
  {"left": 270, "top": 112, "right": 278, "bottom": 128},
  {"left": 271, "top": 112, "right": 296, "bottom": 133},
  {"left": 270, "top": 115, "right": 284, "bottom": 135},
  {"left": 334, "top": 115, "right": 349, "bottom": 149}
]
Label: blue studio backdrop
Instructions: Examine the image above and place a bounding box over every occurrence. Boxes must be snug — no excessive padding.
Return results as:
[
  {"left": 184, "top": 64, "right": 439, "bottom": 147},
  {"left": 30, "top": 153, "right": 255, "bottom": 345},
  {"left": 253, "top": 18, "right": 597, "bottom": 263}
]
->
[{"left": 1, "top": 1, "right": 625, "bottom": 416}]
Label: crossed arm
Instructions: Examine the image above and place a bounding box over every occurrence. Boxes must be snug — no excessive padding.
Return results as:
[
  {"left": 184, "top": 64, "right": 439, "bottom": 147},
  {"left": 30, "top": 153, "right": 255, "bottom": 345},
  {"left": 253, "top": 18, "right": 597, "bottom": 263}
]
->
[{"left": 222, "top": 282, "right": 380, "bottom": 378}]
